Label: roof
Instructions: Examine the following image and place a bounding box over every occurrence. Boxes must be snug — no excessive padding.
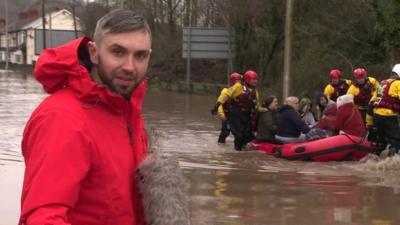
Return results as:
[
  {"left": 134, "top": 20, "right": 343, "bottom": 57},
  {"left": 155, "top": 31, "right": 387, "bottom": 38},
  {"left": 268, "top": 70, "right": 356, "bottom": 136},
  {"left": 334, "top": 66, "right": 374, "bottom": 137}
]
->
[
  {"left": 0, "top": 1, "right": 82, "bottom": 33},
  {"left": 0, "top": 8, "right": 81, "bottom": 33},
  {"left": 0, "top": 0, "right": 40, "bottom": 32},
  {"left": 22, "top": 9, "right": 81, "bottom": 30}
]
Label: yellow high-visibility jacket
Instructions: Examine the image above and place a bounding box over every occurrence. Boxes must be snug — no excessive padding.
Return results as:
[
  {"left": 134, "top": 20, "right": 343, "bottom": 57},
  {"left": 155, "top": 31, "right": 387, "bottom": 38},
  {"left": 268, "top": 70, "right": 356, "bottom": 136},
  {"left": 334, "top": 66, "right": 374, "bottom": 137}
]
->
[{"left": 323, "top": 79, "right": 352, "bottom": 101}]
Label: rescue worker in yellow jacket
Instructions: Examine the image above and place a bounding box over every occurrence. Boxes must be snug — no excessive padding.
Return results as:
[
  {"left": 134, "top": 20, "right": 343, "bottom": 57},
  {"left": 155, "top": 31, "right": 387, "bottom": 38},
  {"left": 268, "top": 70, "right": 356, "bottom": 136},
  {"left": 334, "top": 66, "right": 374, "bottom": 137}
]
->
[
  {"left": 323, "top": 69, "right": 352, "bottom": 102},
  {"left": 347, "top": 67, "right": 379, "bottom": 124},
  {"left": 212, "top": 72, "right": 241, "bottom": 143},
  {"left": 370, "top": 64, "right": 400, "bottom": 156},
  {"left": 216, "top": 70, "right": 264, "bottom": 150}
]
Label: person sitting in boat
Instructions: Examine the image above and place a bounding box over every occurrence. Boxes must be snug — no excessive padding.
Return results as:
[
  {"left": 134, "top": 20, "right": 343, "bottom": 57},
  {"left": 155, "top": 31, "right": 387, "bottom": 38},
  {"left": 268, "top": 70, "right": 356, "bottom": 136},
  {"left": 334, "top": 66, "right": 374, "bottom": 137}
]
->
[
  {"left": 256, "top": 95, "right": 279, "bottom": 143},
  {"left": 275, "top": 96, "right": 310, "bottom": 143},
  {"left": 314, "top": 93, "right": 335, "bottom": 121},
  {"left": 323, "top": 69, "right": 352, "bottom": 102},
  {"left": 370, "top": 64, "right": 400, "bottom": 156},
  {"left": 299, "top": 97, "right": 316, "bottom": 127},
  {"left": 215, "top": 70, "right": 265, "bottom": 150},
  {"left": 306, "top": 103, "right": 338, "bottom": 141},
  {"left": 211, "top": 72, "right": 242, "bottom": 143},
  {"left": 347, "top": 67, "right": 379, "bottom": 124},
  {"left": 335, "top": 94, "right": 366, "bottom": 137}
]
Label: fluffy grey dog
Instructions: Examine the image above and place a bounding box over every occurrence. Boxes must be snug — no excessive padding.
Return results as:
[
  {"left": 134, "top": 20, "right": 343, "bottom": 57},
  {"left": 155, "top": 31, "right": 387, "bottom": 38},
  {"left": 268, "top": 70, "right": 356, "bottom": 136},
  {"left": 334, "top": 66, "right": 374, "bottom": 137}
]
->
[{"left": 136, "top": 152, "right": 190, "bottom": 225}]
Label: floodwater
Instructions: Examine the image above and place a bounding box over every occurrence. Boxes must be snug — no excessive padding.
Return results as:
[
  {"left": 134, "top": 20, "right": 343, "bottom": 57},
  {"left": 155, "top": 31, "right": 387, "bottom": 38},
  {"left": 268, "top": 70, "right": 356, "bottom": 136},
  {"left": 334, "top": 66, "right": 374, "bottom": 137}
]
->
[{"left": 1, "top": 70, "right": 400, "bottom": 225}]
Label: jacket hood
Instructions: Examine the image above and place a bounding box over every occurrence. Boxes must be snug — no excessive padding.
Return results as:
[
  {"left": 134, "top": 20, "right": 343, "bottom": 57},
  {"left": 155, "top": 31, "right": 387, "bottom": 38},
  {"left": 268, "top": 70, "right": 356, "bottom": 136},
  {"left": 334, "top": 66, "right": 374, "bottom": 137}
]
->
[
  {"left": 392, "top": 64, "right": 400, "bottom": 77},
  {"left": 34, "top": 37, "right": 147, "bottom": 114},
  {"left": 34, "top": 37, "right": 93, "bottom": 94},
  {"left": 336, "top": 94, "right": 354, "bottom": 108}
]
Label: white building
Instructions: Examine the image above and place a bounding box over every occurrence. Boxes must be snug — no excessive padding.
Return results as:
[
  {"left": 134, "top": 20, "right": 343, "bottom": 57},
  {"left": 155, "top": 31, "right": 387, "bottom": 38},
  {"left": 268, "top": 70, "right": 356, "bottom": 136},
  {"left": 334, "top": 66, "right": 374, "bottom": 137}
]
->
[{"left": 0, "top": 9, "right": 81, "bottom": 65}]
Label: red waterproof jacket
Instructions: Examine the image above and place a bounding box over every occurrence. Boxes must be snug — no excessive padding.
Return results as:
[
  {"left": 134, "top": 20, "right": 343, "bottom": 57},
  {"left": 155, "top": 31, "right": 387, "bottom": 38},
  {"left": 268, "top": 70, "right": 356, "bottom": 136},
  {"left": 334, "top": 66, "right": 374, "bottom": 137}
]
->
[
  {"left": 19, "top": 37, "right": 148, "bottom": 225},
  {"left": 335, "top": 103, "right": 365, "bottom": 137}
]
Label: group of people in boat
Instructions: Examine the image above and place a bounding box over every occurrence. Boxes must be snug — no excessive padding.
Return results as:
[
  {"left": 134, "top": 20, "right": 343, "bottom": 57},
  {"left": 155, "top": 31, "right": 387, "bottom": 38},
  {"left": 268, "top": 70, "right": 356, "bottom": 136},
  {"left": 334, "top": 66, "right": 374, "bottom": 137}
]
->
[{"left": 211, "top": 65, "right": 400, "bottom": 156}]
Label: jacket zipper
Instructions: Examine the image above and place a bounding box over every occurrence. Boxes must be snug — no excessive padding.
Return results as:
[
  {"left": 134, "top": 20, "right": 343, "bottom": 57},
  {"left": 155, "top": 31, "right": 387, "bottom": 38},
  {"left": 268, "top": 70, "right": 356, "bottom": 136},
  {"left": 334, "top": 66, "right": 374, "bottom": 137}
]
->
[
  {"left": 127, "top": 123, "right": 134, "bottom": 144},
  {"left": 126, "top": 101, "right": 134, "bottom": 145}
]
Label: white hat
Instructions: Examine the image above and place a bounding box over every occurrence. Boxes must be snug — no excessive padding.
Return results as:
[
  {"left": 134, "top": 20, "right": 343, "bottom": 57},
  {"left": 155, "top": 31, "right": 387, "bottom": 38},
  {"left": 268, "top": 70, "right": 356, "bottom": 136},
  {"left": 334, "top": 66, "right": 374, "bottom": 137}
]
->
[
  {"left": 392, "top": 64, "right": 400, "bottom": 77},
  {"left": 336, "top": 94, "right": 354, "bottom": 108}
]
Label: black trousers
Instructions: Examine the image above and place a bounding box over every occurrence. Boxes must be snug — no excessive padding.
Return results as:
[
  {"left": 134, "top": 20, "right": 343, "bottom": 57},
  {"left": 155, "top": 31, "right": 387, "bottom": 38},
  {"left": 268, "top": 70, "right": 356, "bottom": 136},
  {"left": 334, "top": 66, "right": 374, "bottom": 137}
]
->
[
  {"left": 373, "top": 114, "right": 400, "bottom": 154},
  {"left": 228, "top": 106, "right": 254, "bottom": 150},
  {"left": 358, "top": 108, "right": 367, "bottom": 125},
  {"left": 218, "top": 115, "right": 231, "bottom": 143}
]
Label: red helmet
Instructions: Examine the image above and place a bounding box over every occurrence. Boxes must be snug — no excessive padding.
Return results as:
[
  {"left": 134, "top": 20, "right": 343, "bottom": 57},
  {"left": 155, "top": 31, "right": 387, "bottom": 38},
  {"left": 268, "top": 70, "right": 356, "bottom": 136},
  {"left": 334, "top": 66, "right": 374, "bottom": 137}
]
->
[
  {"left": 244, "top": 70, "right": 258, "bottom": 84},
  {"left": 329, "top": 69, "right": 342, "bottom": 79},
  {"left": 230, "top": 72, "right": 241, "bottom": 84},
  {"left": 353, "top": 68, "right": 367, "bottom": 79}
]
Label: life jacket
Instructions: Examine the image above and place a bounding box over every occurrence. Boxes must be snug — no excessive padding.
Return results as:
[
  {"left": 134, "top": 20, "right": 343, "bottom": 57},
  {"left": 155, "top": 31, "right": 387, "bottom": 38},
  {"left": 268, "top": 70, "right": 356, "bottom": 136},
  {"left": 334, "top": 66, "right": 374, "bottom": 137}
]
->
[
  {"left": 354, "top": 78, "right": 373, "bottom": 107},
  {"left": 374, "top": 79, "right": 400, "bottom": 112},
  {"left": 234, "top": 85, "right": 257, "bottom": 112},
  {"left": 331, "top": 79, "right": 350, "bottom": 102},
  {"left": 222, "top": 99, "right": 233, "bottom": 113}
]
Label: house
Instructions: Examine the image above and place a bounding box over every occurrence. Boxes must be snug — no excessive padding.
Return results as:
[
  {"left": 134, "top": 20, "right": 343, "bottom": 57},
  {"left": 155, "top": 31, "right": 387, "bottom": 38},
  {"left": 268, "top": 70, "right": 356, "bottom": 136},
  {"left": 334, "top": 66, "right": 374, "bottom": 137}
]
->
[{"left": 0, "top": 9, "right": 81, "bottom": 65}]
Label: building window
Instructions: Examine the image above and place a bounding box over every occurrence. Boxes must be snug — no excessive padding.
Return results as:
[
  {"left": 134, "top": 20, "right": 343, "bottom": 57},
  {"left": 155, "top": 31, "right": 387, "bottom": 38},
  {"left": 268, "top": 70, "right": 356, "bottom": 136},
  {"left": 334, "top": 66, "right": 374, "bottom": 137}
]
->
[{"left": 15, "top": 54, "right": 22, "bottom": 63}]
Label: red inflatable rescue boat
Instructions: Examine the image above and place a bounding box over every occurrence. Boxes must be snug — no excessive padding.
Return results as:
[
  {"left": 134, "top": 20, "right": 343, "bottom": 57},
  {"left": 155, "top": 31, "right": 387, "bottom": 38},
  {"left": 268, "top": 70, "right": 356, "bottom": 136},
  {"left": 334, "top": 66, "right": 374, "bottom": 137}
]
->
[{"left": 251, "top": 134, "right": 373, "bottom": 161}]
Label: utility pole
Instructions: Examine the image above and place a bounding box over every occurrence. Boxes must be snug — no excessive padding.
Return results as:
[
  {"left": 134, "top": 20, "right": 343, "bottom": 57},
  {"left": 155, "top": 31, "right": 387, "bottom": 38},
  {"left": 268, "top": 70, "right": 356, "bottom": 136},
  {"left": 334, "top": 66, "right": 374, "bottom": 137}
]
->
[
  {"left": 282, "top": 0, "right": 293, "bottom": 100},
  {"left": 72, "top": 0, "right": 78, "bottom": 38},
  {"left": 48, "top": 10, "right": 52, "bottom": 48},
  {"left": 41, "top": 0, "right": 47, "bottom": 51},
  {"left": 5, "top": 0, "right": 9, "bottom": 70}
]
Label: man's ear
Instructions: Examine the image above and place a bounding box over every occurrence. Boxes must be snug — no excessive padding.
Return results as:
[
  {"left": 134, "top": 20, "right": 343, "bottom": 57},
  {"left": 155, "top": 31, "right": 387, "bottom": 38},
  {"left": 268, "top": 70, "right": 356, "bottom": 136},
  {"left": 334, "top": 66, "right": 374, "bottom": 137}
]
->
[{"left": 87, "top": 41, "right": 98, "bottom": 65}]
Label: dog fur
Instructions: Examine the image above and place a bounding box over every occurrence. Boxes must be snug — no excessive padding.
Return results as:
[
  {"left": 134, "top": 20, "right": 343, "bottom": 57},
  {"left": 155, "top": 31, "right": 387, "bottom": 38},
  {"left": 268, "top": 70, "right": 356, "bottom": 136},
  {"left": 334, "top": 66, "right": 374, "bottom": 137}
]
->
[{"left": 136, "top": 152, "right": 190, "bottom": 225}]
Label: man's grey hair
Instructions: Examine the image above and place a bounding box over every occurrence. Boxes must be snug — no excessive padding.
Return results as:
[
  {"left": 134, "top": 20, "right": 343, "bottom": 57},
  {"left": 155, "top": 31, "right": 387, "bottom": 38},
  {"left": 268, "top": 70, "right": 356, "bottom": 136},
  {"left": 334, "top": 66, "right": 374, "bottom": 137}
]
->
[{"left": 93, "top": 9, "right": 152, "bottom": 44}]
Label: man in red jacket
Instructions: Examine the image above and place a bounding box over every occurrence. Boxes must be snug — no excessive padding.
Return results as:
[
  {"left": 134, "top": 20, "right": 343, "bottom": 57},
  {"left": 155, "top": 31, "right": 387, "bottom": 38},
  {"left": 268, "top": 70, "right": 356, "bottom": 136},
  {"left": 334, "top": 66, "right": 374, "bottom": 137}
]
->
[{"left": 19, "top": 9, "right": 151, "bottom": 225}]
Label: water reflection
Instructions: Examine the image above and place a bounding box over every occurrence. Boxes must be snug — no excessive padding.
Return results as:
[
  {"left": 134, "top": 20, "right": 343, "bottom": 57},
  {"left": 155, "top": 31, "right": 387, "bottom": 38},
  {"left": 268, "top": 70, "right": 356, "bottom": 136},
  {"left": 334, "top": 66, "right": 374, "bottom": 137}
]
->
[
  {"left": 1, "top": 71, "right": 400, "bottom": 225},
  {"left": 0, "top": 70, "right": 46, "bottom": 225}
]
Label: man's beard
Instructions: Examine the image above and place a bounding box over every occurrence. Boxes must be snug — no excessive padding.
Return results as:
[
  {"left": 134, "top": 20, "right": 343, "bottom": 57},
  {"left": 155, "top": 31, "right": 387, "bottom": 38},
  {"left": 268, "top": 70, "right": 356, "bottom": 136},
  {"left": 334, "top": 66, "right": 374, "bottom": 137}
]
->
[{"left": 96, "top": 57, "right": 140, "bottom": 100}]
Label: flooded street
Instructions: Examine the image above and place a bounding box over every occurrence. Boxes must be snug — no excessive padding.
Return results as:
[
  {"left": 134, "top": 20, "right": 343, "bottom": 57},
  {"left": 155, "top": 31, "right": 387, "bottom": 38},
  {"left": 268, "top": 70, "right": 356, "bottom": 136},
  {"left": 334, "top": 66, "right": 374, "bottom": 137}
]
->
[{"left": 1, "top": 70, "right": 400, "bottom": 225}]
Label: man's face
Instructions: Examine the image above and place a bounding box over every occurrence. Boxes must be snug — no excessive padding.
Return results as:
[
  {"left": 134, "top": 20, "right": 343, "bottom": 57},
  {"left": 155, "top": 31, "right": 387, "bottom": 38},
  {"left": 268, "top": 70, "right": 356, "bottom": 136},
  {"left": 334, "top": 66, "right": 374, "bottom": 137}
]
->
[
  {"left": 288, "top": 98, "right": 300, "bottom": 111},
  {"left": 249, "top": 79, "right": 258, "bottom": 87},
  {"left": 355, "top": 77, "right": 366, "bottom": 85},
  {"left": 293, "top": 101, "right": 300, "bottom": 111},
  {"left": 331, "top": 78, "right": 339, "bottom": 85},
  {"left": 88, "top": 31, "right": 152, "bottom": 99}
]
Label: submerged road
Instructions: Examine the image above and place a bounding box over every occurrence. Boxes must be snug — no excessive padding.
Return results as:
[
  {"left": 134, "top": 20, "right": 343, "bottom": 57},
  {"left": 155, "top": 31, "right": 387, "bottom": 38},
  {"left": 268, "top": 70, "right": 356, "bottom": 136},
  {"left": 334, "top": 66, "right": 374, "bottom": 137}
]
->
[{"left": 1, "top": 70, "right": 400, "bottom": 225}]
